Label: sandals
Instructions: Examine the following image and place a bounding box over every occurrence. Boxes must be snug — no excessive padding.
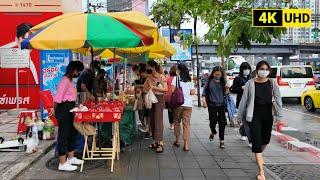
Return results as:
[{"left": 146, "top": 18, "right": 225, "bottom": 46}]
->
[
  {"left": 149, "top": 143, "right": 158, "bottom": 149},
  {"left": 220, "top": 141, "right": 225, "bottom": 149},
  {"left": 156, "top": 144, "right": 164, "bottom": 153},
  {"left": 173, "top": 141, "right": 180, "bottom": 147},
  {"left": 183, "top": 146, "right": 190, "bottom": 152},
  {"left": 209, "top": 134, "right": 214, "bottom": 141}
]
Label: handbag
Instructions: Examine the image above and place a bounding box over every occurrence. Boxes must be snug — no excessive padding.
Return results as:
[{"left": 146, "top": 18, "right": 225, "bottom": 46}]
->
[
  {"left": 169, "top": 77, "right": 184, "bottom": 108},
  {"left": 270, "top": 80, "right": 277, "bottom": 116}
]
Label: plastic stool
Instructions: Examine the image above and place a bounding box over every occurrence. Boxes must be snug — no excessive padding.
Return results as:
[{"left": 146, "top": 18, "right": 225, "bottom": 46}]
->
[{"left": 17, "top": 110, "right": 38, "bottom": 134}]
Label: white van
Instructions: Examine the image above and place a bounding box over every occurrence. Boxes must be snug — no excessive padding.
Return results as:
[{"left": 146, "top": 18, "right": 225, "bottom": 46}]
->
[{"left": 269, "top": 65, "right": 315, "bottom": 99}]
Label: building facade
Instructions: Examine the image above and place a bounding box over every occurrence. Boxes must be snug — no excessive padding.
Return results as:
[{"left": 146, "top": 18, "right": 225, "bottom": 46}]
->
[
  {"left": 106, "top": 0, "right": 148, "bottom": 14},
  {"left": 280, "top": 0, "right": 320, "bottom": 43}
]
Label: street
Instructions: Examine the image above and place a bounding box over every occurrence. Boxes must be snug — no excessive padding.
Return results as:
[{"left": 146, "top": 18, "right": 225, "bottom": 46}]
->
[
  {"left": 282, "top": 98, "right": 320, "bottom": 146},
  {"left": 16, "top": 106, "right": 320, "bottom": 180}
]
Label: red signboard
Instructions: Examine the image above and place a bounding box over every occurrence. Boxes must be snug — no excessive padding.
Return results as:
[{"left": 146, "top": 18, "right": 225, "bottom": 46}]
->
[
  {"left": 0, "top": 12, "right": 62, "bottom": 109},
  {"left": 0, "top": 86, "right": 40, "bottom": 109}
]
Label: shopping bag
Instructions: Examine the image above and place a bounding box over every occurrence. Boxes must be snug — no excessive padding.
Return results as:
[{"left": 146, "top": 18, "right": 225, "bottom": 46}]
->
[
  {"left": 73, "top": 122, "right": 96, "bottom": 136},
  {"left": 145, "top": 90, "right": 158, "bottom": 109}
]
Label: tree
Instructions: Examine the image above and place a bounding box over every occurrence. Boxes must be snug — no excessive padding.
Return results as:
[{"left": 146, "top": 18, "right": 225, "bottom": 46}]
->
[{"left": 150, "top": 0, "right": 185, "bottom": 29}]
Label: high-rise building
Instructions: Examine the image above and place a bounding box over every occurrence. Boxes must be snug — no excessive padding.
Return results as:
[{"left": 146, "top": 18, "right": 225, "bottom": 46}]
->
[
  {"left": 280, "top": 0, "right": 320, "bottom": 43},
  {"left": 106, "top": 0, "right": 148, "bottom": 14}
]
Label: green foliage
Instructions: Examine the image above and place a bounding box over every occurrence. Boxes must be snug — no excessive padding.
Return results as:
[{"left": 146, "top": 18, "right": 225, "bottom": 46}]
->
[{"left": 150, "top": 0, "right": 287, "bottom": 65}]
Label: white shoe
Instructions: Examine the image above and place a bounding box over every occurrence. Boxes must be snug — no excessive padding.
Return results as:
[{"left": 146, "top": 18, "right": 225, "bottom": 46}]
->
[
  {"left": 169, "top": 124, "right": 174, "bottom": 130},
  {"left": 138, "top": 126, "right": 147, "bottom": 133},
  {"left": 67, "top": 157, "right": 84, "bottom": 165},
  {"left": 58, "top": 162, "right": 77, "bottom": 171},
  {"left": 241, "top": 136, "right": 247, "bottom": 141},
  {"left": 247, "top": 142, "right": 252, "bottom": 148}
]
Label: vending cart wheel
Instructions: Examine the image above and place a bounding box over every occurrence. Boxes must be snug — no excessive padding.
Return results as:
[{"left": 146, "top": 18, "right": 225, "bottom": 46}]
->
[
  {"left": 17, "top": 137, "right": 24, "bottom": 144},
  {"left": 0, "top": 137, "right": 4, "bottom": 144}
]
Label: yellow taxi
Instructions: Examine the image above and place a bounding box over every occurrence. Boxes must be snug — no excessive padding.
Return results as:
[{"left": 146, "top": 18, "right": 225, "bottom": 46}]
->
[{"left": 301, "top": 85, "right": 320, "bottom": 112}]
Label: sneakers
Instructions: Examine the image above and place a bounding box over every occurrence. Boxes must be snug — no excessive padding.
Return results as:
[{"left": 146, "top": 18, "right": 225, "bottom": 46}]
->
[
  {"left": 58, "top": 162, "right": 77, "bottom": 171},
  {"left": 67, "top": 157, "right": 84, "bottom": 165},
  {"left": 247, "top": 142, "right": 252, "bottom": 148},
  {"left": 168, "top": 124, "right": 174, "bottom": 130},
  {"left": 241, "top": 136, "right": 247, "bottom": 141},
  {"left": 138, "top": 126, "right": 147, "bottom": 133}
]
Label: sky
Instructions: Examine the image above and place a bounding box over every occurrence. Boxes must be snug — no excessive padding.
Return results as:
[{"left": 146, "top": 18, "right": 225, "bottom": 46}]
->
[{"left": 82, "top": 0, "right": 209, "bottom": 38}]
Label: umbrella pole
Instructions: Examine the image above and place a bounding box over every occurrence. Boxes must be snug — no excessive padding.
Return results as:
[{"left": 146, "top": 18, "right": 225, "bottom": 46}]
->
[
  {"left": 90, "top": 47, "right": 94, "bottom": 62},
  {"left": 112, "top": 48, "right": 116, "bottom": 100},
  {"left": 123, "top": 53, "right": 126, "bottom": 92}
]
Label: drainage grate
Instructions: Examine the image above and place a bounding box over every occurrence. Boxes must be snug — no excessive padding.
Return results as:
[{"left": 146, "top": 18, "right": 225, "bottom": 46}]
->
[{"left": 265, "top": 164, "right": 320, "bottom": 180}]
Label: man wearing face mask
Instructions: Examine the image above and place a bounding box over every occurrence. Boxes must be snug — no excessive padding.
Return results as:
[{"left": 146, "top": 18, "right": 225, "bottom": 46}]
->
[
  {"left": 237, "top": 61, "right": 283, "bottom": 180},
  {"left": 77, "top": 61, "right": 101, "bottom": 98},
  {"left": 54, "top": 61, "right": 85, "bottom": 171}
]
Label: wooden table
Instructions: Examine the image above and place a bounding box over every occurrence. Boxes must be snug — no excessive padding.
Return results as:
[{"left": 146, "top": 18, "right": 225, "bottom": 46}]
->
[{"left": 74, "top": 109, "right": 123, "bottom": 173}]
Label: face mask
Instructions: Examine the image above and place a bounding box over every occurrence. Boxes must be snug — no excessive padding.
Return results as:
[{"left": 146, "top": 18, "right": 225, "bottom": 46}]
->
[
  {"left": 257, "top": 70, "right": 270, "bottom": 78},
  {"left": 243, "top": 69, "right": 250, "bottom": 76},
  {"left": 213, "top": 76, "right": 221, "bottom": 81},
  {"left": 72, "top": 74, "right": 79, "bottom": 78},
  {"left": 72, "top": 77, "right": 78, "bottom": 84}
]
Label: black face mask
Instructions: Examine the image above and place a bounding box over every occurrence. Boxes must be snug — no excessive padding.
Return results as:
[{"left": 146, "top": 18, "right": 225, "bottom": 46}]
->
[
  {"left": 72, "top": 74, "right": 80, "bottom": 78},
  {"left": 146, "top": 69, "right": 152, "bottom": 74}
]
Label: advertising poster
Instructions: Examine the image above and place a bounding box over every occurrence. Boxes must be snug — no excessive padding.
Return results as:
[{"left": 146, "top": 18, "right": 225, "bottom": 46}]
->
[
  {"left": 40, "top": 50, "right": 71, "bottom": 96},
  {"left": 165, "top": 28, "right": 192, "bottom": 61}
]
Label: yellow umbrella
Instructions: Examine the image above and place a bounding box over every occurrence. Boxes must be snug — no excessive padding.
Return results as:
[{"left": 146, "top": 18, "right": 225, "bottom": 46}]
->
[{"left": 117, "top": 35, "right": 176, "bottom": 58}]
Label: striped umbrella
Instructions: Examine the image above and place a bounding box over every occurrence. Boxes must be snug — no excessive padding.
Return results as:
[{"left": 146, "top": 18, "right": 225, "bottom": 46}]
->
[{"left": 21, "top": 13, "right": 154, "bottom": 50}]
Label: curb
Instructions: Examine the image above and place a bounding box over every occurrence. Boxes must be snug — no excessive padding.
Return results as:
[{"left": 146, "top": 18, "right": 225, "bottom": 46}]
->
[
  {"left": 272, "top": 130, "right": 320, "bottom": 158},
  {"left": 0, "top": 140, "right": 55, "bottom": 180}
]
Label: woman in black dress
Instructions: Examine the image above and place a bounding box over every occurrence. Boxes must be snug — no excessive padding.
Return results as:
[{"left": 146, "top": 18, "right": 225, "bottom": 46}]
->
[{"left": 237, "top": 61, "right": 283, "bottom": 180}]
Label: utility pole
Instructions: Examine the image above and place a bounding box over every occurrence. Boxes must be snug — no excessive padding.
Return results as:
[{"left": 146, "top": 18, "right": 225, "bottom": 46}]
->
[{"left": 87, "top": 0, "right": 91, "bottom": 13}]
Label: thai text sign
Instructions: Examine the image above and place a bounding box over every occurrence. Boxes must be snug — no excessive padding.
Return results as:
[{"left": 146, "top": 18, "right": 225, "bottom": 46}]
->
[{"left": 0, "top": 48, "right": 30, "bottom": 68}]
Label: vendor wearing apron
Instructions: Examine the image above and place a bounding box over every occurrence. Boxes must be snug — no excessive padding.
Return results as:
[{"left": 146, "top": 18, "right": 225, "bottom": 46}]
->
[{"left": 54, "top": 61, "right": 84, "bottom": 172}]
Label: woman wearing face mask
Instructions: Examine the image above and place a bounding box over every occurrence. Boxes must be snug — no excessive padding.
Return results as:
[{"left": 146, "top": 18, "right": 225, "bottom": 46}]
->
[
  {"left": 172, "top": 63, "right": 195, "bottom": 151},
  {"left": 231, "top": 62, "right": 252, "bottom": 142},
  {"left": 237, "top": 61, "right": 283, "bottom": 180},
  {"left": 143, "top": 60, "right": 168, "bottom": 153},
  {"left": 54, "top": 61, "right": 84, "bottom": 171},
  {"left": 202, "top": 66, "right": 228, "bottom": 149}
]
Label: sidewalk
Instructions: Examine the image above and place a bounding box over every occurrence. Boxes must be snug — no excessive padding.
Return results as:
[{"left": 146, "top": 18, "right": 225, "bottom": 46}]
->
[
  {"left": 16, "top": 107, "right": 320, "bottom": 180},
  {"left": 0, "top": 112, "right": 55, "bottom": 180}
]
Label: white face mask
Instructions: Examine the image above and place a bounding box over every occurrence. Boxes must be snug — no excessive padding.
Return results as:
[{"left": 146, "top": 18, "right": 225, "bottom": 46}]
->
[
  {"left": 243, "top": 69, "right": 250, "bottom": 76},
  {"left": 257, "top": 70, "right": 270, "bottom": 78},
  {"left": 72, "top": 77, "right": 78, "bottom": 84}
]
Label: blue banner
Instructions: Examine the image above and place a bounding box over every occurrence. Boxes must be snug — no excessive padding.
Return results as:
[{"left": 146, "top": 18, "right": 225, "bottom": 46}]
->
[{"left": 40, "top": 50, "right": 72, "bottom": 96}]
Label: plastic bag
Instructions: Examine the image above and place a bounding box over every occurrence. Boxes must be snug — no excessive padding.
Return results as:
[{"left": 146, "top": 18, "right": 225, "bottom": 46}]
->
[{"left": 145, "top": 90, "right": 158, "bottom": 109}]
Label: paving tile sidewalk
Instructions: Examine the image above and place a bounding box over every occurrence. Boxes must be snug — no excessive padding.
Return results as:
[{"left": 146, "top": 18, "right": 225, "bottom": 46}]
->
[
  {"left": 16, "top": 106, "right": 320, "bottom": 180},
  {"left": 0, "top": 112, "right": 55, "bottom": 180}
]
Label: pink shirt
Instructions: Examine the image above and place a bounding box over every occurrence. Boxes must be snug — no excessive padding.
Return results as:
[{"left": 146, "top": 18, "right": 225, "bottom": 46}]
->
[{"left": 54, "top": 76, "right": 77, "bottom": 103}]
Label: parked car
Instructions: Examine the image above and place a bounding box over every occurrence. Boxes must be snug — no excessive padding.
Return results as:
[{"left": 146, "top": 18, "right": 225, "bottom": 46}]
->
[
  {"left": 269, "top": 65, "right": 315, "bottom": 100},
  {"left": 301, "top": 84, "right": 320, "bottom": 112}
]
